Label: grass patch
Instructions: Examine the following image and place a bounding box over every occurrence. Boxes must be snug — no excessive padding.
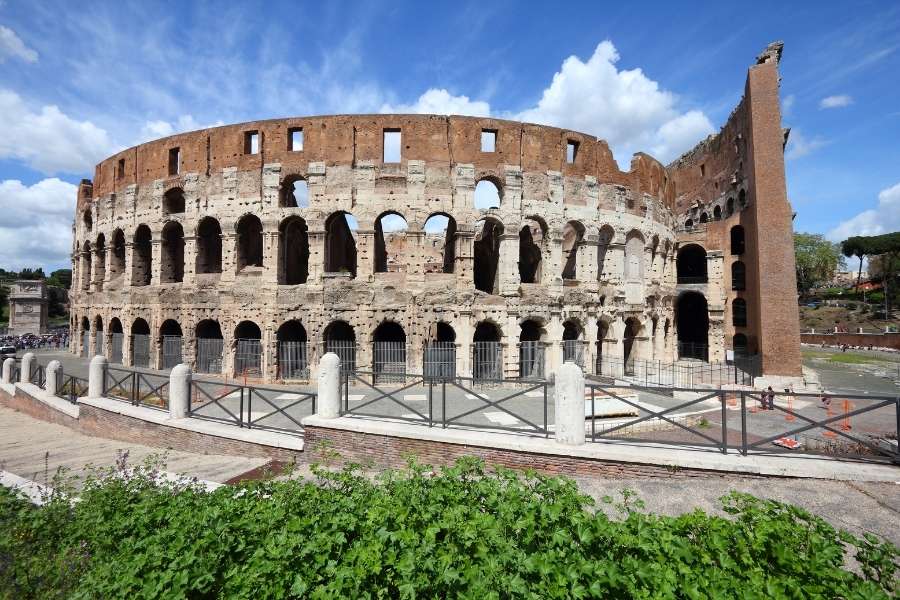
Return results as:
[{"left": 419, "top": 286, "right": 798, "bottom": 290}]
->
[{"left": 802, "top": 349, "right": 891, "bottom": 365}]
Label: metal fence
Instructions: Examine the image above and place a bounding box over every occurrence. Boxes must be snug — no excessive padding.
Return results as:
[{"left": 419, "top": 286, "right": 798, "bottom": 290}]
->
[
  {"left": 132, "top": 334, "right": 151, "bottom": 368},
  {"left": 54, "top": 374, "right": 89, "bottom": 404},
  {"left": 196, "top": 338, "right": 224, "bottom": 374},
  {"left": 278, "top": 341, "right": 310, "bottom": 380},
  {"left": 325, "top": 340, "right": 356, "bottom": 375},
  {"left": 677, "top": 342, "right": 709, "bottom": 361},
  {"left": 94, "top": 333, "right": 104, "bottom": 357},
  {"left": 189, "top": 378, "right": 315, "bottom": 434},
  {"left": 110, "top": 333, "right": 124, "bottom": 364},
  {"left": 81, "top": 332, "right": 89, "bottom": 356},
  {"left": 472, "top": 342, "right": 503, "bottom": 383},
  {"left": 373, "top": 342, "right": 407, "bottom": 383},
  {"left": 162, "top": 335, "right": 183, "bottom": 369},
  {"left": 424, "top": 342, "right": 456, "bottom": 380},
  {"left": 592, "top": 355, "right": 759, "bottom": 388},
  {"left": 103, "top": 366, "right": 170, "bottom": 411},
  {"left": 234, "top": 339, "right": 262, "bottom": 377},
  {"left": 518, "top": 341, "right": 545, "bottom": 380},
  {"left": 562, "top": 340, "right": 587, "bottom": 369}
]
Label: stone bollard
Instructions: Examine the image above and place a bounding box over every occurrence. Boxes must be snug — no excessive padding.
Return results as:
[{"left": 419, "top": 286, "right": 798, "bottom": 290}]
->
[
  {"left": 316, "top": 352, "right": 341, "bottom": 418},
  {"left": 20, "top": 352, "right": 35, "bottom": 384},
  {"left": 169, "top": 363, "right": 192, "bottom": 419},
  {"left": 1, "top": 358, "right": 14, "bottom": 384},
  {"left": 44, "top": 360, "right": 62, "bottom": 396},
  {"left": 554, "top": 361, "right": 585, "bottom": 446},
  {"left": 88, "top": 355, "right": 108, "bottom": 399}
]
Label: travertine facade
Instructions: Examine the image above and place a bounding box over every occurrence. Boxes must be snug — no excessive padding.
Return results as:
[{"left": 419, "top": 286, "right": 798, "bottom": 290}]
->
[{"left": 69, "top": 42, "right": 801, "bottom": 382}]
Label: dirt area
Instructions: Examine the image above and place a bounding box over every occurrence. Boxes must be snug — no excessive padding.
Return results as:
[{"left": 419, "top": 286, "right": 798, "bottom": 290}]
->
[{"left": 800, "top": 305, "right": 898, "bottom": 332}]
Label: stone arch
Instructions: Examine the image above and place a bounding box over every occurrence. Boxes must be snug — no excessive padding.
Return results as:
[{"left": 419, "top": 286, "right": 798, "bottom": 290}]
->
[
  {"left": 110, "top": 229, "right": 126, "bottom": 279},
  {"left": 323, "top": 320, "right": 356, "bottom": 372},
  {"left": 676, "top": 244, "right": 707, "bottom": 283},
  {"left": 596, "top": 225, "right": 615, "bottom": 281},
  {"left": 160, "top": 221, "right": 185, "bottom": 283},
  {"left": 196, "top": 217, "right": 223, "bottom": 274},
  {"left": 372, "top": 321, "right": 407, "bottom": 380},
  {"left": 324, "top": 211, "right": 358, "bottom": 277},
  {"left": 131, "top": 317, "right": 151, "bottom": 367},
  {"left": 519, "top": 318, "right": 546, "bottom": 379},
  {"left": 730, "top": 225, "right": 745, "bottom": 255},
  {"left": 109, "top": 317, "right": 124, "bottom": 363},
  {"left": 159, "top": 318, "right": 183, "bottom": 369},
  {"left": 433, "top": 322, "right": 456, "bottom": 342},
  {"left": 163, "top": 187, "right": 185, "bottom": 215},
  {"left": 424, "top": 213, "right": 456, "bottom": 274},
  {"left": 277, "top": 319, "right": 309, "bottom": 379},
  {"left": 132, "top": 225, "right": 152, "bottom": 286},
  {"left": 82, "top": 208, "right": 92, "bottom": 232},
  {"left": 561, "top": 220, "right": 585, "bottom": 280},
  {"left": 518, "top": 217, "right": 546, "bottom": 284},
  {"left": 726, "top": 197, "right": 735, "bottom": 216},
  {"left": 80, "top": 241, "right": 92, "bottom": 290},
  {"left": 279, "top": 175, "right": 309, "bottom": 208},
  {"left": 473, "top": 217, "right": 503, "bottom": 294},
  {"left": 94, "top": 233, "right": 106, "bottom": 285},
  {"left": 195, "top": 319, "right": 224, "bottom": 374},
  {"left": 233, "top": 320, "right": 263, "bottom": 376},
  {"left": 562, "top": 318, "right": 584, "bottom": 366},
  {"left": 625, "top": 230, "right": 645, "bottom": 282},
  {"left": 676, "top": 291, "right": 709, "bottom": 360},
  {"left": 474, "top": 177, "right": 502, "bottom": 210},
  {"left": 733, "top": 298, "right": 748, "bottom": 327},
  {"left": 623, "top": 317, "right": 642, "bottom": 367},
  {"left": 731, "top": 261, "right": 746, "bottom": 290},
  {"left": 733, "top": 333, "right": 749, "bottom": 356},
  {"left": 374, "top": 211, "right": 408, "bottom": 273},
  {"left": 699, "top": 212, "right": 709, "bottom": 224},
  {"left": 739, "top": 189, "right": 747, "bottom": 208},
  {"left": 684, "top": 218, "right": 694, "bottom": 229},
  {"left": 279, "top": 216, "right": 309, "bottom": 284},
  {"left": 713, "top": 205, "right": 722, "bottom": 221},
  {"left": 473, "top": 320, "right": 503, "bottom": 381},
  {"left": 236, "top": 214, "right": 263, "bottom": 270}
]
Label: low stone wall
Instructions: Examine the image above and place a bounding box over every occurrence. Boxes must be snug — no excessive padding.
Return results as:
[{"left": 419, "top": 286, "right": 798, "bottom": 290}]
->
[{"left": 801, "top": 332, "right": 900, "bottom": 350}]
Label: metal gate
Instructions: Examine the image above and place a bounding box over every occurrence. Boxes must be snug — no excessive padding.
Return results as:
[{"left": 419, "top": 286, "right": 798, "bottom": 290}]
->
[
  {"left": 562, "top": 340, "right": 586, "bottom": 368},
  {"left": 325, "top": 340, "right": 356, "bottom": 374},
  {"left": 196, "top": 338, "right": 224, "bottom": 374},
  {"left": 472, "top": 342, "right": 503, "bottom": 382},
  {"left": 94, "top": 332, "right": 104, "bottom": 357},
  {"left": 81, "top": 331, "right": 89, "bottom": 356},
  {"left": 518, "top": 341, "right": 545, "bottom": 380},
  {"left": 234, "top": 338, "right": 262, "bottom": 376},
  {"left": 161, "top": 335, "right": 183, "bottom": 369},
  {"left": 110, "top": 333, "right": 124, "bottom": 363},
  {"left": 132, "top": 334, "right": 151, "bottom": 368},
  {"left": 278, "top": 341, "right": 309, "bottom": 380},
  {"left": 373, "top": 342, "right": 406, "bottom": 383},
  {"left": 424, "top": 342, "right": 456, "bottom": 380}
]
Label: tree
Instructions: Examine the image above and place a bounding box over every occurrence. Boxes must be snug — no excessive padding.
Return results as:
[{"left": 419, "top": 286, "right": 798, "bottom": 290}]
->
[
  {"left": 841, "top": 236, "right": 868, "bottom": 290},
  {"left": 794, "top": 233, "right": 843, "bottom": 295},
  {"left": 48, "top": 269, "right": 72, "bottom": 290}
]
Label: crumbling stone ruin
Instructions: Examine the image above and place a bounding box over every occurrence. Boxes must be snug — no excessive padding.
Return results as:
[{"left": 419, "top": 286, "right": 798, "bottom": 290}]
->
[{"left": 69, "top": 42, "right": 801, "bottom": 383}]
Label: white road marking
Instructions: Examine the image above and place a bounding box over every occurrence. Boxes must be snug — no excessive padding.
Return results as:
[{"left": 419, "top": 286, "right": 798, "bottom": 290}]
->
[
  {"left": 525, "top": 390, "right": 544, "bottom": 398},
  {"left": 483, "top": 411, "right": 520, "bottom": 426},
  {"left": 466, "top": 393, "right": 489, "bottom": 400},
  {"left": 401, "top": 413, "right": 424, "bottom": 420},
  {"left": 347, "top": 394, "right": 365, "bottom": 402},
  {"left": 274, "top": 393, "right": 304, "bottom": 401},
  {"left": 404, "top": 394, "right": 426, "bottom": 402}
]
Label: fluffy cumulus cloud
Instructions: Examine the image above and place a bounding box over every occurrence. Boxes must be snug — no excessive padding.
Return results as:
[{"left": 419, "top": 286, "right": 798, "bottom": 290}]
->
[
  {"left": 514, "top": 41, "right": 714, "bottom": 166},
  {"left": 820, "top": 94, "right": 853, "bottom": 109},
  {"left": 0, "top": 24, "right": 37, "bottom": 63},
  {"left": 785, "top": 129, "right": 828, "bottom": 160},
  {"left": 0, "top": 178, "right": 77, "bottom": 270},
  {"left": 380, "top": 88, "right": 490, "bottom": 117},
  {"left": 0, "top": 90, "right": 116, "bottom": 174},
  {"left": 137, "top": 115, "right": 225, "bottom": 144},
  {"left": 827, "top": 182, "right": 900, "bottom": 242}
]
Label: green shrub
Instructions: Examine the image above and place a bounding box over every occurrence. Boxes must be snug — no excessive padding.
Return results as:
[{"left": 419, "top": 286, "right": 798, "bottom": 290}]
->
[{"left": 0, "top": 457, "right": 896, "bottom": 599}]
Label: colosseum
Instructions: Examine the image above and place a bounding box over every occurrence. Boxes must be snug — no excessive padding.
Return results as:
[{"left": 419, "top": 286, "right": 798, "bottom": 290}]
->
[{"left": 68, "top": 42, "right": 802, "bottom": 386}]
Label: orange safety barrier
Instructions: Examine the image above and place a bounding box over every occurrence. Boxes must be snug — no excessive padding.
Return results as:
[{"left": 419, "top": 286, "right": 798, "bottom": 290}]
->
[
  {"left": 841, "top": 399, "right": 853, "bottom": 431},
  {"left": 824, "top": 404, "right": 837, "bottom": 438},
  {"left": 785, "top": 393, "right": 795, "bottom": 422}
]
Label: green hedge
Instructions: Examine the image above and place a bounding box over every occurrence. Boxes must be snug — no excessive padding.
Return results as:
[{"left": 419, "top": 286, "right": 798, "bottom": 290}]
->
[{"left": 0, "top": 457, "right": 896, "bottom": 599}]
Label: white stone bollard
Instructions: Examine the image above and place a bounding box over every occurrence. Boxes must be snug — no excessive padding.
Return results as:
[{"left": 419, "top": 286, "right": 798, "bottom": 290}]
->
[
  {"left": 169, "top": 363, "right": 192, "bottom": 419},
  {"left": 19, "top": 352, "right": 35, "bottom": 384},
  {"left": 88, "top": 355, "right": 108, "bottom": 399},
  {"left": 44, "top": 360, "right": 62, "bottom": 396},
  {"left": 317, "top": 352, "right": 341, "bottom": 418},
  {"left": 554, "top": 361, "right": 585, "bottom": 446},
  {"left": 1, "top": 358, "right": 14, "bottom": 384}
]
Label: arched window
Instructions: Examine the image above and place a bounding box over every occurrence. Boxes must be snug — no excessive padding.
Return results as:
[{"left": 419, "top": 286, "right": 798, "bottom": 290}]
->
[
  {"left": 733, "top": 333, "right": 749, "bottom": 357},
  {"left": 623, "top": 318, "right": 642, "bottom": 372},
  {"left": 424, "top": 322, "right": 456, "bottom": 379},
  {"left": 739, "top": 189, "right": 747, "bottom": 208},
  {"left": 131, "top": 318, "right": 151, "bottom": 367},
  {"left": 324, "top": 321, "right": 356, "bottom": 373},
  {"left": 160, "top": 222, "right": 184, "bottom": 283},
  {"left": 730, "top": 225, "right": 745, "bottom": 255},
  {"left": 561, "top": 221, "right": 585, "bottom": 280},
  {"left": 473, "top": 321, "right": 502, "bottom": 381},
  {"left": 699, "top": 212, "right": 709, "bottom": 224},
  {"left": 713, "top": 205, "right": 722, "bottom": 221},
  {"left": 372, "top": 321, "right": 407, "bottom": 382},
  {"left": 374, "top": 212, "right": 408, "bottom": 273},
  {"left": 279, "top": 217, "right": 309, "bottom": 284},
  {"left": 424, "top": 213, "right": 456, "bottom": 274},
  {"left": 110, "top": 229, "right": 126, "bottom": 280},
  {"left": 519, "top": 319, "right": 545, "bottom": 379},
  {"left": 732, "top": 298, "right": 748, "bottom": 327},
  {"left": 725, "top": 197, "right": 735, "bottom": 217},
  {"left": 473, "top": 218, "right": 503, "bottom": 294},
  {"left": 625, "top": 231, "right": 645, "bottom": 282},
  {"left": 109, "top": 318, "right": 124, "bottom": 363},
  {"left": 474, "top": 178, "right": 501, "bottom": 210},
  {"left": 195, "top": 320, "right": 224, "bottom": 374},
  {"left": 562, "top": 320, "right": 584, "bottom": 367},
  {"left": 94, "top": 234, "right": 106, "bottom": 286},
  {"left": 132, "top": 225, "right": 152, "bottom": 286},
  {"left": 676, "top": 291, "right": 709, "bottom": 360},
  {"left": 277, "top": 320, "right": 308, "bottom": 379},
  {"left": 236, "top": 215, "right": 263, "bottom": 270},
  {"left": 196, "top": 217, "right": 222, "bottom": 274},
  {"left": 324, "top": 212, "right": 358, "bottom": 277},
  {"left": 684, "top": 219, "right": 694, "bottom": 229},
  {"left": 731, "top": 261, "right": 746, "bottom": 291},
  {"left": 676, "top": 244, "right": 707, "bottom": 283},
  {"left": 83, "top": 209, "right": 92, "bottom": 232},
  {"left": 81, "top": 241, "right": 92, "bottom": 290},
  {"left": 596, "top": 225, "right": 615, "bottom": 281},
  {"left": 163, "top": 188, "right": 185, "bottom": 215},
  {"left": 519, "top": 218, "right": 546, "bottom": 284},
  {"left": 234, "top": 321, "right": 262, "bottom": 376},
  {"left": 280, "top": 176, "right": 309, "bottom": 208},
  {"left": 159, "top": 319, "right": 183, "bottom": 369}
]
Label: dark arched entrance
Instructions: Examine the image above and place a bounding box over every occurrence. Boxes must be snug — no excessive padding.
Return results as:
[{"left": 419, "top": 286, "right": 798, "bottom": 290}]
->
[
  {"left": 676, "top": 244, "right": 707, "bottom": 283},
  {"left": 196, "top": 320, "right": 224, "bottom": 374},
  {"left": 277, "top": 320, "right": 309, "bottom": 379},
  {"left": 234, "top": 321, "right": 262, "bottom": 376},
  {"left": 159, "top": 319, "right": 183, "bottom": 369},
  {"left": 324, "top": 321, "right": 356, "bottom": 373},
  {"left": 519, "top": 320, "right": 545, "bottom": 379},
  {"left": 473, "top": 321, "right": 502, "bottom": 381},
  {"left": 424, "top": 322, "right": 457, "bottom": 379},
  {"left": 676, "top": 292, "right": 709, "bottom": 360},
  {"left": 372, "top": 322, "right": 406, "bottom": 382}
]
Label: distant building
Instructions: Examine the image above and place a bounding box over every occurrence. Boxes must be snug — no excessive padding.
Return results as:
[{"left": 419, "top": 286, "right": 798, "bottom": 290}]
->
[
  {"left": 832, "top": 270, "right": 867, "bottom": 287},
  {"left": 8, "top": 280, "right": 48, "bottom": 335}
]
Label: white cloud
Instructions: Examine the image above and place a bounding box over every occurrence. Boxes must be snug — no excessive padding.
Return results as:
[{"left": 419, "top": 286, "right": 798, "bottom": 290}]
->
[
  {"left": 827, "top": 182, "right": 900, "bottom": 242},
  {"left": 137, "top": 115, "right": 225, "bottom": 144},
  {"left": 820, "top": 94, "right": 853, "bottom": 109},
  {"left": 0, "top": 25, "right": 38, "bottom": 63},
  {"left": 784, "top": 129, "right": 828, "bottom": 160},
  {"left": 514, "top": 41, "right": 714, "bottom": 166},
  {"left": 0, "top": 89, "right": 116, "bottom": 174},
  {"left": 380, "top": 88, "right": 490, "bottom": 116},
  {"left": 781, "top": 94, "right": 795, "bottom": 116},
  {"left": 0, "top": 178, "right": 76, "bottom": 271}
]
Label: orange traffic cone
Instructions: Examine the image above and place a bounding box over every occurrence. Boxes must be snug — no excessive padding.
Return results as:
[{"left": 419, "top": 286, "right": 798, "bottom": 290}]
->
[{"left": 841, "top": 399, "right": 852, "bottom": 431}]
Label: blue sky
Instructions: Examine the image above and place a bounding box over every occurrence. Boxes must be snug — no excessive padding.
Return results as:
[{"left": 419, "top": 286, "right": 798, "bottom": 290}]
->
[{"left": 0, "top": 0, "right": 898, "bottom": 271}]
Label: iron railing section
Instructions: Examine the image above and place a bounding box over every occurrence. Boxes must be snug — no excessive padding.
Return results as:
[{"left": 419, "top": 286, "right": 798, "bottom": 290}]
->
[
  {"left": 81, "top": 332, "right": 89, "bottom": 357},
  {"left": 562, "top": 340, "right": 587, "bottom": 369},
  {"left": 94, "top": 332, "right": 104, "bottom": 357},
  {"left": 342, "top": 370, "right": 432, "bottom": 424},
  {"left": 423, "top": 342, "right": 456, "bottom": 381},
  {"left": 278, "top": 341, "right": 310, "bottom": 380},
  {"left": 161, "top": 335, "right": 183, "bottom": 369},
  {"left": 518, "top": 341, "right": 545, "bottom": 380},
  {"left": 472, "top": 342, "right": 503, "bottom": 383},
  {"left": 196, "top": 338, "right": 224, "bottom": 374},
  {"left": 54, "top": 374, "right": 88, "bottom": 404},
  {"left": 443, "top": 374, "right": 550, "bottom": 437},
  {"left": 189, "top": 379, "right": 244, "bottom": 426},
  {"left": 591, "top": 355, "right": 759, "bottom": 388},
  {"left": 677, "top": 342, "right": 709, "bottom": 361},
  {"left": 110, "top": 333, "right": 124, "bottom": 363},
  {"left": 104, "top": 366, "right": 135, "bottom": 403},
  {"left": 372, "top": 342, "right": 407, "bottom": 383},
  {"left": 132, "top": 334, "right": 151, "bottom": 368},
  {"left": 102, "top": 367, "right": 169, "bottom": 411},
  {"left": 188, "top": 378, "right": 315, "bottom": 434},
  {"left": 676, "top": 276, "right": 708, "bottom": 284},
  {"left": 234, "top": 339, "right": 262, "bottom": 377}
]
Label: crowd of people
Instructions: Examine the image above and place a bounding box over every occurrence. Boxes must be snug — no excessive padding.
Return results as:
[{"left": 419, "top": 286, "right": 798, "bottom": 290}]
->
[{"left": 0, "top": 329, "right": 69, "bottom": 350}]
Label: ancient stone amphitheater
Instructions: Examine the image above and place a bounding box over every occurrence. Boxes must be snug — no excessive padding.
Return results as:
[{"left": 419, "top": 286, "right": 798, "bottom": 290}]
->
[{"left": 69, "top": 43, "right": 804, "bottom": 385}]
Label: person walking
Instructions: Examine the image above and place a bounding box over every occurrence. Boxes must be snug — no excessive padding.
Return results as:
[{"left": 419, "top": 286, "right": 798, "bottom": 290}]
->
[{"left": 766, "top": 386, "right": 775, "bottom": 410}]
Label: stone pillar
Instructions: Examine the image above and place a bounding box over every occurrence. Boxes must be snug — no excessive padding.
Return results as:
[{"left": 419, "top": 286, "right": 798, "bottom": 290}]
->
[
  {"left": 263, "top": 325, "right": 276, "bottom": 382},
  {"left": 183, "top": 236, "right": 198, "bottom": 286},
  {"left": 455, "top": 229, "right": 475, "bottom": 290},
  {"left": 307, "top": 230, "right": 325, "bottom": 281},
  {"left": 498, "top": 232, "right": 520, "bottom": 296},
  {"left": 220, "top": 232, "right": 238, "bottom": 282},
  {"left": 168, "top": 363, "right": 191, "bottom": 419},
  {"left": 150, "top": 238, "right": 162, "bottom": 286},
  {"left": 122, "top": 330, "right": 133, "bottom": 368},
  {"left": 317, "top": 352, "right": 341, "bottom": 418},
  {"left": 19, "top": 352, "right": 35, "bottom": 384},
  {"left": 608, "top": 240, "right": 625, "bottom": 285},
  {"left": 549, "top": 234, "right": 564, "bottom": 291},
  {"left": 45, "top": 360, "right": 62, "bottom": 396},
  {"left": 554, "top": 362, "right": 585, "bottom": 446},
  {"left": 262, "top": 230, "right": 279, "bottom": 285},
  {"left": 356, "top": 229, "right": 375, "bottom": 281},
  {"left": 547, "top": 313, "right": 563, "bottom": 374},
  {"left": 578, "top": 238, "right": 599, "bottom": 285},
  {"left": 1, "top": 358, "right": 14, "bottom": 384},
  {"left": 124, "top": 242, "right": 134, "bottom": 288},
  {"left": 406, "top": 230, "right": 425, "bottom": 282},
  {"left": 585, "top": 315, "right": 598, "bottom": 375},
  {"left": 456, "top": 312, "right": 473, "bottom": 377},
  {"left": 88, "top": 355, "right": 108, "bottom": 399}
]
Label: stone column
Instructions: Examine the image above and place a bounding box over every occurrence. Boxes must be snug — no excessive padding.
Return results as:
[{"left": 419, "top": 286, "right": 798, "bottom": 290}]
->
[
  {"left": 585, "top": 315, "right": 598, "bottom": 375},
  {"left": 306, "top": 230, "right": 325, "bottom": 281},
  {"left": 220, "top": 232, "right": 238, "bottom": 283},
  {"left": 122, "top": 329, "right": 133, "bottom": 367},
  {"left": 168, "top": 363, "right": 191, "bottom": 419},
  {"left": 547, "top": 312, "right": 563, "bottom": 375},
  {"left": 183, "top": 236, "right": 198, "bottom": 286},
  {"left": 263, "top": 325, "right": 276, "bottom": 382},
  {"left": 150, "top": 238, "right": 162, "bottom": 286},
  {"left": 406, "top": 230, "right": 425, "bottom": 282},
  {"left": 578, "top": 238, "right": 599, "bottom": 286},
  {"left": 262, "top": 230, "right": 279, "bottom": 285},
  {"left": 608, "top": 240, "right": 626, "bottom": 286},
  {"left": 355, "top": 229, "right": 375, "bottom": 281},
  {"left": 45, "top": 360, "right": 62, "bottom": 396},
  {"left": 498, "top": 232, "right": 520, "bottom": 296},
  {"left": 88, "top": 355, "right": 107, "bottom": 399},
  {"left": 317, "top": 353, "right": 341, "bottom": 418},
  {"left": 554, "top": 362, "right": 585, "bottom": 446},
  {"left": 19, "top": 352, "right": 35, "bottom": 384},
  {"left": 1, "top": 358, "right": 14, "bottom": 384},
  {"left": 549, "top": 233, "right": 564, "bottom": 292},
  {"left": 124, "top": 242, "right": 134, "bottom": 288},
  {"left": 456, "top": 312, "right": 473, "bottom": 377},
  {"left": 454, "top": 229, "right": 475, "bottom": 290}
]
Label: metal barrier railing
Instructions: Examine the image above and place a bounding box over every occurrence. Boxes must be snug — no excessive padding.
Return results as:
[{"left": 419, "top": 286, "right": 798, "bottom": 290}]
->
[
  {"left": 54, "top": 374, "right": 89, "bottom": 404},
  {"left": 188, "top": 378, "right": 315, "bottom": 434},
  {"left": 196, "top": 337, "right": 224, "bottom": 374},
  {"left": 103, "top": 366, "right": 170, "bottom": 411},
  {"left": 592, "top": 355, "right": 759, "bottom": 388}
]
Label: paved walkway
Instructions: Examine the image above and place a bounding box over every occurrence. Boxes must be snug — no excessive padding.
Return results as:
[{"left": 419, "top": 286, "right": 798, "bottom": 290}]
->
[{"left": 0, "top": 406, "right": 266, "bottom": 487}]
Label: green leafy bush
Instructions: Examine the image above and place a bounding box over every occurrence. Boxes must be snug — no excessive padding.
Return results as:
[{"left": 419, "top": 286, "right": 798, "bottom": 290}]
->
[{"left": 0, "top": 457, "right": 896, "bottom": 599}]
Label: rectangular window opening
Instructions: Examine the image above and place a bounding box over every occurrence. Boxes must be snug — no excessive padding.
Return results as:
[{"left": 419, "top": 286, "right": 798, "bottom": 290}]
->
[
  {"left": 117, "top": 158, "right": 125, "bottom": 179},
  {"left": 167, "top": 148, "right": 180, "bottom": 176},
  {"left": 700, "top": 163, "right": 706, "bottom": 177},
  {"left": 244, "top": 131, "right": 260, "bottom": 155},
  {"left": 481, "top": 129, "right": 496, "bottom": 152},
  {"left": 383, "top": 129, "right": 401, "bottom": 163},
  {"left": 566, "top": 140, "right": 579, "bottom": 164},
  {"left": 289, "top": 127, "right": 303, "bottom": 151}
]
